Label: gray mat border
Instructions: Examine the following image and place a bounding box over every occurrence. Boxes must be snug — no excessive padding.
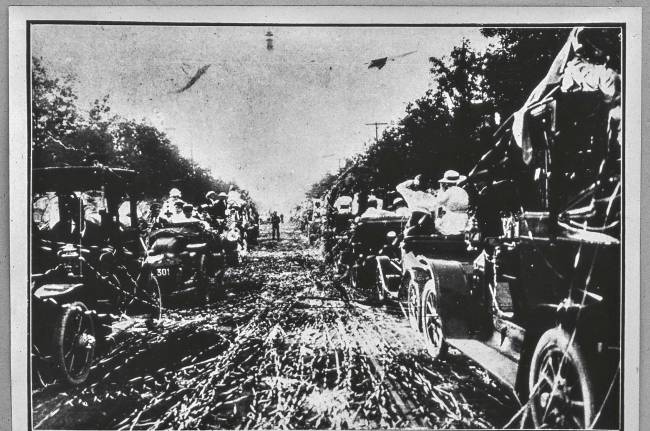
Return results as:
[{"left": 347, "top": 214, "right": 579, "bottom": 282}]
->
[{"left": 1, "top": 2, "right": 646, "bottom": 430}]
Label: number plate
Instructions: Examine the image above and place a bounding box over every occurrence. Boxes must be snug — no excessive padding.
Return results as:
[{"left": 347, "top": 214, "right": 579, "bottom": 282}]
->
[{"left": 155, "top": 267, "right": 171, "bottom": 277}]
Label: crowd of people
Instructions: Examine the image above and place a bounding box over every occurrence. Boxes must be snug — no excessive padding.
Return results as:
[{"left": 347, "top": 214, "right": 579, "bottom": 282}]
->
[
  {"left": 146, "top": 186, "right": 259, "bottom": 232},
  {"left": 315, "top": 168, "right": 470, "bottom": 237}
]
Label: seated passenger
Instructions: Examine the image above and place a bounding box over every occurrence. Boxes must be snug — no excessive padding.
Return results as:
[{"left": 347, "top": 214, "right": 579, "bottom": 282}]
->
[
  {"left": 396, "top": 174, "right": 438, "bottom": 213},
  {"left": 169, "top": 201, "right": 187, "bottom": 224},
  {"left": 198, "top": 204, "right": 212, "bottom": 223},
  {"left": 162, "top": 188, "right": 183, "bottom": 220},
  {"left": 213, "top": 192, "right": 228, "bottom": 219},
  {"left": 435, "top": 170, "right": 470, "bottom": 236},
  {"left": 177, "top": 204, "right": 210, "bottom": 229},
  {"left": 47, "top": 194, "right": 106, "bottom": 246},
  {"left": 147, "top": 202, "right": 168, "bottom": 230},
  {"left": 359, "top": 198, "right": 396, "bottom": 218},
  {"left": 392, "top": 197, "right": 411, "bottom": 217}
]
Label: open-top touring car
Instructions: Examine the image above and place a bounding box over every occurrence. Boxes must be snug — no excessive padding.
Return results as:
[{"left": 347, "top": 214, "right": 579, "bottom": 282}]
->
[
  {"left": 407, "top": 27, "right": 621, "bottom": 428},
  {"left": 143, "top": 221, "right": 226, "bottom": 305},
  {"left": 31, "top": 165, "right": 162, "bottom": 385},
  {"left": 346, "top": 213, "right": 408, "bottom": 300}
]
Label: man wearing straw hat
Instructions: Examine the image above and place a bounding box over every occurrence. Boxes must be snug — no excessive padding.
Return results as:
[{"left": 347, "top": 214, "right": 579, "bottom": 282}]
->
[{"left": 435, "top": 170, "right": 470, "bottom": 235}]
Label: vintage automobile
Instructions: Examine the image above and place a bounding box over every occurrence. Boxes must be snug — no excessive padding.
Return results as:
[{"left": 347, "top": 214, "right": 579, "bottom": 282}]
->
[
  {"left": 410, "top": 28, "right": 621, "bottom": 428},
  {"left": 31, "top": 166, "right": 162, "bottom": 385},
  {"left": 242, "top": 217, "right": 260, "bottom": 247},
  {"left": 345, "top": 213, "right": 408, "bottom": 300},
  {"left": 143, "top": 221, "right": 226, "bottom": 305},
  {"left": 396, "top": 212, "right": 473, "bottom": 328},
  {"left": 347, "top": 185, "right": 470, "bottom": 306},
  {"left": 222, "top": 220, "right": 247, "bottom": 266}
]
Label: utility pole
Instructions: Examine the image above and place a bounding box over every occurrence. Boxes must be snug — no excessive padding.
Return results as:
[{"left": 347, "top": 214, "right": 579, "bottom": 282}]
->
[{"left": 365, "top": 122, "right": 388, "bottom": 143}]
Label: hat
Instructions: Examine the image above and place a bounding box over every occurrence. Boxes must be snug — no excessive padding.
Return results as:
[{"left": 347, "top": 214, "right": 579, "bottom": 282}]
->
[
  {"left": 205, "top": 191, "right": 217, "bottom": 199},
  {"left": 174, "top": 201, "right": 185, "bottom": 208},
  {"left": 151, "top": 202, "right": 162, "bottom": 210},
  {"left": 169, "top": 188, "right": 182, "bottom": 198},
  {"left": 183, "top": 204, "right": 194, "bottom": 211},
  {"left": 439, "top": 170, "right": 467, "bottom": 185},
  {"left": 217, "top": 192, "right": 228, "bottom": 199}
]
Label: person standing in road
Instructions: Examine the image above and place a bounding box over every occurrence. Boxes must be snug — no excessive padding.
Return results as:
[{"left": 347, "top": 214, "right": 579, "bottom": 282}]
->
[{"left": 271, "top": 211, "right": 281, "bottom": 240}]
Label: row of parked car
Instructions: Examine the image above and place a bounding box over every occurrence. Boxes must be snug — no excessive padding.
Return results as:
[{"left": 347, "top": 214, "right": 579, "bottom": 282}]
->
[
  {"left": 31, "top": 166, "right": 257, "bottom": 386},
  {"left": 327, "top": 28, "right": 621, "bottom": 429}
]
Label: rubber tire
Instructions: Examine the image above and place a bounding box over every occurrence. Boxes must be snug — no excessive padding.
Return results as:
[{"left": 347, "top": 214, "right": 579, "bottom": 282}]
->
[
  {"left": 528, "top": 327, "right": 596, "bottom": 429},
  {"left": 406, "top": 276, "right": 421, "bottom": 331},
  {"left": 54, "top": 302, "right": 95, "bottom": 386},
  {"left": 420, "top": 280, "right": 448, "bottom": 360},
  {"left": 133, "top": 271, "right": 163, "bottom": 319}
]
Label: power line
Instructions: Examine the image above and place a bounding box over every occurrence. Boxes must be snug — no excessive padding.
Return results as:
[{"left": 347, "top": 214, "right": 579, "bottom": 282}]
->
[{"left": 365, "top": 122, "right": 388, "bottom": 143}]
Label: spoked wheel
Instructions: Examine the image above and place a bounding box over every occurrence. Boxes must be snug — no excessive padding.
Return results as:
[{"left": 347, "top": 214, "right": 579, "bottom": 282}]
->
[
  {"left": 131, "top": 271, "right": 163, "bottom": 320},
  {"left": 528, "top": 327, "right": 595, "bottom": 429},
  {"left": 420, "top": 280, "right": 447, "bottom": 360},
  {"left": 406, "top": 276, "right": 420, "bottom": 331},
  {"left": 54, "top": 302, "right": 95, "bottom": 385}
]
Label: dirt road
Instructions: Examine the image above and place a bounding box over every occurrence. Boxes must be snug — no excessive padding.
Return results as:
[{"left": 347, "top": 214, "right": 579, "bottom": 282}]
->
[{"left": 33, "top": 224, "right": 517, "bottom": 429}]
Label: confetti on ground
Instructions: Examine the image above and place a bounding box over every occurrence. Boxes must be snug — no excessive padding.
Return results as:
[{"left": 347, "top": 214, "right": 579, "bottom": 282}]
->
[{"left": 32, "top": 225, "right": 517, "bottom": 429}]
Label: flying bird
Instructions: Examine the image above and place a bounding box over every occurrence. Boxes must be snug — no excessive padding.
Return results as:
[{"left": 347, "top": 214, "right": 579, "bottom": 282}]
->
[
  {"left": 367, "top": 50, "right": 417, "bottom": 70},
  {"left": 175, "top": 64, "right": 211, "bottom": 93}
]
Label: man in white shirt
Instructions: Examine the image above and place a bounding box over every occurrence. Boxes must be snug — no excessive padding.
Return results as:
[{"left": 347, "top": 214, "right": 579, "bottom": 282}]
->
[{"left": 435, "top": 170, "right": 470, "bottom": 236}]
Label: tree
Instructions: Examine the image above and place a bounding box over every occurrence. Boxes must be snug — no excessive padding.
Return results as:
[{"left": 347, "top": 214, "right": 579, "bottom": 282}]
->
[
  {"left": 308, "top": 28, "right": 581, "bottom": 203},
  {"left": 31, "top": 56, "right": 253, "bottom": 208},
  {"left": 479, "top": 28, "right": 571, "bottom": 118},
  {"left": 32, "top": 56, "right": 82, "bottom": 167}
]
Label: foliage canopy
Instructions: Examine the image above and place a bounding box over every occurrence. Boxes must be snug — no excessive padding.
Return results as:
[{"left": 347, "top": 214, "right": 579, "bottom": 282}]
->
[{"left": 32, "top": 57, "right": 250, "bottom": 206}]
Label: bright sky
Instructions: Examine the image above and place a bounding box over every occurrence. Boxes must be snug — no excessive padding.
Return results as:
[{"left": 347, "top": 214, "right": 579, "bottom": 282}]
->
[{"left": 32, "top": 25, "right": 491, "bottom": 213}]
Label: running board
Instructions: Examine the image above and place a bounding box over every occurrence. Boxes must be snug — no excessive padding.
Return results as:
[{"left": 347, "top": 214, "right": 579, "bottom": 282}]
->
[{"left": 446, "top": 338, "right": 518, "bottom": 389}]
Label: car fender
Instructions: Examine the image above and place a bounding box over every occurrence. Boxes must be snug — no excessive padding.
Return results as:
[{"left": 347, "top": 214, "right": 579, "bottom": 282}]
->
[
  {"left": 399, "top": 251, "right": 434, "bottom": 298},
  {"left": 515, "top": 301, "right": 616, "bottom": 398},
  {"left": 143, "top": 253, "right": 179, "bottom": 268},
  {"left": 424, "top": 259, "right": 473, "bottom": 338},
  {"left": 401, "top": 251, "right": 429, "bottom": 277},
  {"left": 33, "top": 283, "right": 85, "bottom": 301}
]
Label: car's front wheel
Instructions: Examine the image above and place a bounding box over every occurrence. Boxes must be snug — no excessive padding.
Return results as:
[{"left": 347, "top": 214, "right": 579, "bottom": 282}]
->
[
  {"left": 133, "top": 271, "right": 163, "bottom": 320},
  {"left": 528, "top": 327, "right": 596, "bottom": 429},
  {"left": 406, "top": 276, "right": 420, "bottom": 331},
  {"left": 420, "top": 280, "right": 447, "bottom": 360},
  {"left": 54, "top": 302, "right": 95, "bottom": 385}
]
